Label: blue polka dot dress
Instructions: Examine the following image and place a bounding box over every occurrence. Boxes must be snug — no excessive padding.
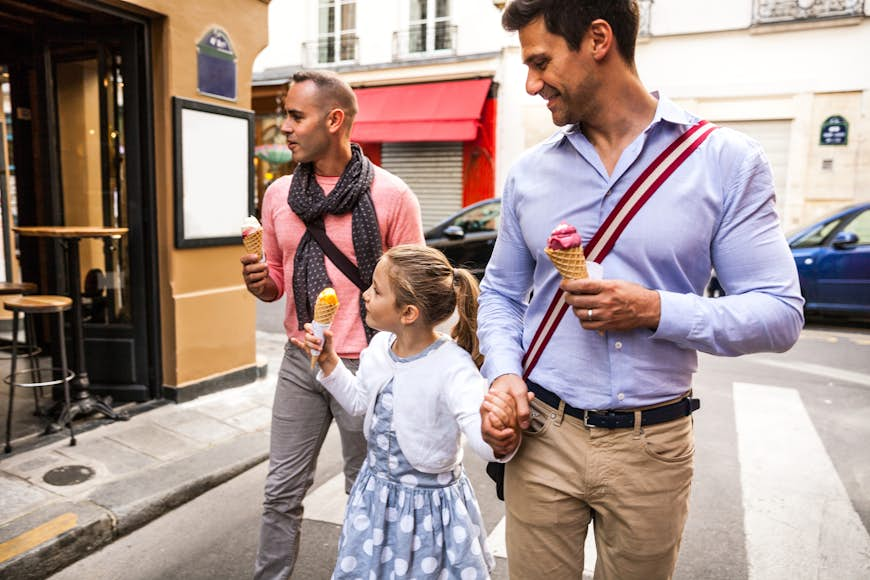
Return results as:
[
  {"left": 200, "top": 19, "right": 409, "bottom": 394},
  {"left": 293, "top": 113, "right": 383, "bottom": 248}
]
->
[{"left": 332, "top": 338, "right": 494, "bottom": 579}]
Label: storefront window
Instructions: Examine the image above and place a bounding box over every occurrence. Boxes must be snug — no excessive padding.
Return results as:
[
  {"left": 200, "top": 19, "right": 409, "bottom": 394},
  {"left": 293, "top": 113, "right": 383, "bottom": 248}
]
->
[
  {"left": 55, "top": 49, "right": 132, "bottom": 325},
  {"left": 0, "top": 65, "right": 16, "bottom": 283}
]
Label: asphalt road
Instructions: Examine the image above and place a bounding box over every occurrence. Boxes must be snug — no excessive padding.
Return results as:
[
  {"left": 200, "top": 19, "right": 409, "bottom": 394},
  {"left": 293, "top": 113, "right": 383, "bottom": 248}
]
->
[{"left": 50, "top": 321, "right": 870, "bottom": 579}]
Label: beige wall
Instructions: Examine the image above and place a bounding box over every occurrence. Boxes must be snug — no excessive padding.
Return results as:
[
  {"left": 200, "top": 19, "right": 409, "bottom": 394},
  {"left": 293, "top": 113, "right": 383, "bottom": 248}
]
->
[
  {"left": 125, "top": 0, "right": 270, "bottom": 388},
  {"left": 804, "top": 92, "right": 865, "bottom": 222}
]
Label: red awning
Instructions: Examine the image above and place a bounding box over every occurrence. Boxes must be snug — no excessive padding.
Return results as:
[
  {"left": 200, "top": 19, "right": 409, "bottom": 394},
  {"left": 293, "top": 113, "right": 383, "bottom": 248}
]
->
[{"left": 351, "top": 79, "right": 491, "bottom": 143}]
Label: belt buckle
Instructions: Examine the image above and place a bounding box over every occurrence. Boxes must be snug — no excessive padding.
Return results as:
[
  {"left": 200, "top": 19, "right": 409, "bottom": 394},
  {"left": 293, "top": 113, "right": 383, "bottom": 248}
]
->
[{"left": 583, "top": 410, "right": 595, "bottom": 429}]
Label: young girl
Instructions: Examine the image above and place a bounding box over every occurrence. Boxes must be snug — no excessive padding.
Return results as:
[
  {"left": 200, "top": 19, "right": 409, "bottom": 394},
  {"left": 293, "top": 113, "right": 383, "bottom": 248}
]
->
[{"left": 294, "top": 245, "right": 518, "bottom": 579}]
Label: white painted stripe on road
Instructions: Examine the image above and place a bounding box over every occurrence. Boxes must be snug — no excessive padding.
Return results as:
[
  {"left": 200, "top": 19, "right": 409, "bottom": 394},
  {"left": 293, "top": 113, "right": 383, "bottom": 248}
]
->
[
  {"left": 486, "top": 515, "right": 597, "bottom": 577},
  {"left": 748, "top": 357, "right": 870, "bottom": 388},
  {"left": 487, "top": 516, "right": 507, "bottom": 558},
  {"left": 733, "top": 382, "right": 870, "bottom": 579},
  {"left": 302, "top": 473, "right": 348, "bottom": 525}
]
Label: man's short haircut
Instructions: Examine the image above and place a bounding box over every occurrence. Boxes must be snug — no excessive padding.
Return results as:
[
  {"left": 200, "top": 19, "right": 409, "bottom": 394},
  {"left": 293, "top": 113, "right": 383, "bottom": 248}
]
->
[
  {"left": 290, "top": 69, "right": 359, "bottom": 126},
  {"left": 502, "top": 0, "right": 639, "bottom": 64}
]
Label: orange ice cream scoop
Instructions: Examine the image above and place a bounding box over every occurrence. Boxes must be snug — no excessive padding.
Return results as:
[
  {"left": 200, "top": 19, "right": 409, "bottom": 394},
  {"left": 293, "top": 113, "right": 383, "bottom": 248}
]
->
[{"left": 311, "top": 288, "right": 339, "bottom": 368}]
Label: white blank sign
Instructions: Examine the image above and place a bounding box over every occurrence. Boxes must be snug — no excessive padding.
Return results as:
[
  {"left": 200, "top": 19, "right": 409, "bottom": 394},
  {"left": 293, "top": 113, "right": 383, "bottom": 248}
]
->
[{"left": 174, "top": 98, "right": 253, "bottom": 246}]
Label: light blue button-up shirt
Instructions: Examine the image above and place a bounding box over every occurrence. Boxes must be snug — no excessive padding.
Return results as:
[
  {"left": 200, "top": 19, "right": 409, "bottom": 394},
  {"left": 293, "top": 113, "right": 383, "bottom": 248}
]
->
[{"left": 478, "top": 94, "right": 804, "bottom": 410}]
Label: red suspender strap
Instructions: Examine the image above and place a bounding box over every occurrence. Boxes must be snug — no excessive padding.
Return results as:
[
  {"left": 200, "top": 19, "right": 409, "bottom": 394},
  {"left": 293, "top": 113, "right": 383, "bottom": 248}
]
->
[{"left": 521, "top": 120, "right": 718, "bottom": 379}]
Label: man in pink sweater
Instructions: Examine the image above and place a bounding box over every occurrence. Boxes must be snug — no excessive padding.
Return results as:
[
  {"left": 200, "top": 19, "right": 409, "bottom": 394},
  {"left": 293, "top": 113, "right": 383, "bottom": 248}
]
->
[{"left": 241, "top": 70, "right": 424, "bottom": 580}]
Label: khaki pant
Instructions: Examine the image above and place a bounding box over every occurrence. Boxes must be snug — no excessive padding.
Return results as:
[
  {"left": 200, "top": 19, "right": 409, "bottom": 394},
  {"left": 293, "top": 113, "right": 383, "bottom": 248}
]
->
[{"left": 504, "top": 397, "right": 694, "bottom": 580}]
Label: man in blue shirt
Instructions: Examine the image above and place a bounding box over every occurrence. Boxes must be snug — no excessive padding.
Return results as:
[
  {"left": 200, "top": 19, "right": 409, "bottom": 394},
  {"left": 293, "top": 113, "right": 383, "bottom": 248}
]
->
[{"left": 479, "top": 1, "right": 804, "bottom": 579}]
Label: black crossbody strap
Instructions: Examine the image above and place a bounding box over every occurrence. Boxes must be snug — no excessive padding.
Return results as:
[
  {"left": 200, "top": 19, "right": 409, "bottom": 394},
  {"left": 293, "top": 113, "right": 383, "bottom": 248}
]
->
[{"left": 306, "top": 219, "right": 367, "bottom": 292}]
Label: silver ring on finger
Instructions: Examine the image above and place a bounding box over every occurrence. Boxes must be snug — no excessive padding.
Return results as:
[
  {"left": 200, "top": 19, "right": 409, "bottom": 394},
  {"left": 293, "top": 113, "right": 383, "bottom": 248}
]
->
[{"left": 587, "top": 308, "right": 593, "bottom": 321}]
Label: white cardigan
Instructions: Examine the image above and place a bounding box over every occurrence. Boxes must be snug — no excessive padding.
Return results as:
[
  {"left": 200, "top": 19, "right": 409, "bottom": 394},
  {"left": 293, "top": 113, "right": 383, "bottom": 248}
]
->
[{"left": 318, "top": 332, "right": 504, "bottom": 473}]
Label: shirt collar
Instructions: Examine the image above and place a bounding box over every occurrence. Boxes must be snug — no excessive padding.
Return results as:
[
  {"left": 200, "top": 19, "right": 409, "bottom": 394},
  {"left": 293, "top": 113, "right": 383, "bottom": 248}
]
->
[
  {"left": 562, "top": 91, "right": 697, "bottom": 139},
  {"left": 649, "top": 91, "right": 697, "bottom": 128}
]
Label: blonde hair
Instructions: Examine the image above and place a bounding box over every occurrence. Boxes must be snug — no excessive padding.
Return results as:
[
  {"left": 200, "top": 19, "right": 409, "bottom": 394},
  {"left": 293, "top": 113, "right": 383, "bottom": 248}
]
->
[{"left": 382, "top": 245, "right": 483, "bottom": 368}]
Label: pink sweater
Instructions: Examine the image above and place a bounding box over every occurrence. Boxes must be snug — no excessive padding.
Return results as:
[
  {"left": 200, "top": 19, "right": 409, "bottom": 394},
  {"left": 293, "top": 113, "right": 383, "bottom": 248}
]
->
[{"left": 261, "top": 167, "right": 424, "bottom": 358}]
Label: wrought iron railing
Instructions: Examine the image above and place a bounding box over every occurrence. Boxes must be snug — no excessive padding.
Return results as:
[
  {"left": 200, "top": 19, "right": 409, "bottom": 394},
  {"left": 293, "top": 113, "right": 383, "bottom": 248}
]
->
[
  {"left": 302, "top": 35, "right": 359, "bottom": 67},
  {"left": 754, "top": 0, "right": 864, "bottom": 24},
  {"left": 392, "top": 23, "right": 458, "bottom": 59},
  {"left": 638, "top": 0, "right": 654, "bottom": 37}
]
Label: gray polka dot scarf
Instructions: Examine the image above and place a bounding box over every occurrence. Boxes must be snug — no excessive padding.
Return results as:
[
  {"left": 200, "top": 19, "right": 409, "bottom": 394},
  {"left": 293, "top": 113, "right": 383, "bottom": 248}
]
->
[{"left": 289, "top": 143, "right": 381, "bottom": 342}]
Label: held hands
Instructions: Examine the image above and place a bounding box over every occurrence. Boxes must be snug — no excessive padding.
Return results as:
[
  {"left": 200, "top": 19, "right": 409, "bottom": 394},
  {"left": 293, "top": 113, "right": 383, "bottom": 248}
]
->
[
  {"left": 479, "top": 374, "right": 535, "bottom": 458},
  {"left": 240, "top": 254, "right": 277, "bottom": 301},
  {"left": 290, "top": 323, "right": 340, "bottom": 376},
  {"left": 561, "top": 277, "right": 661, "bottom": 332}
]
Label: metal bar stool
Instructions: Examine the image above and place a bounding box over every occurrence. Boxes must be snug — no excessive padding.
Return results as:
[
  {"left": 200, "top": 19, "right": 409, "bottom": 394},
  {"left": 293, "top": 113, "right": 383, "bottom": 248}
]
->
[
  {"left": 0, "top": 282, "right": 42, "bottom": 413},
  {"left": 4, "top": 295, "right": 75, "bottom": 453}
]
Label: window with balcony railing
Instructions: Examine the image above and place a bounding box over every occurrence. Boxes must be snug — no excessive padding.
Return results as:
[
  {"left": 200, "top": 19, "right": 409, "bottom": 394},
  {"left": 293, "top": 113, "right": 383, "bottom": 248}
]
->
[
  {"left": 394, "top": 0, "right": 455, "bottom": 57},
  {"left": 754, "top": 0, "right": 864, "bottom": 25},
  {"left": 309, "top": 0, "right": 357, "bottom": 65},
  {"left": 393, "top": 23, "right": 457, "bottom": 59}
]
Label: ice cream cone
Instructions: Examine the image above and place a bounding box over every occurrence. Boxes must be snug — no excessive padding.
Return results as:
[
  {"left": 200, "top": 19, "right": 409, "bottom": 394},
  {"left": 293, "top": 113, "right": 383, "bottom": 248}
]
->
[
  {"left": 545, "top": 246, "right": 588, "bottom": 280},
  {"left": 313, "top": 301, "right": 339, "bottom": 324},
  {"left": 311, "top": 288, "right": 339, "bottom": 368},
  {"left": 243, "top": 228, "right": 263, "bottom": 261}
]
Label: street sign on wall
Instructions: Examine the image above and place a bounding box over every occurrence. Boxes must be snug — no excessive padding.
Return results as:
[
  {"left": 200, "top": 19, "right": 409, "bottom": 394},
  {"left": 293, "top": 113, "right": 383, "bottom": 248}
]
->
[
  {"left": 197, "top": 28, "right": 237, "bottom": 102},
  {"left": 820, "top": 115, "right": 848, "bottom": 146}
]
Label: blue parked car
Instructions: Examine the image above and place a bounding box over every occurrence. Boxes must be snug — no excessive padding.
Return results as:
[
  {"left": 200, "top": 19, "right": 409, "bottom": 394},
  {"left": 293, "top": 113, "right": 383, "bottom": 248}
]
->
[{"left": 708, "top": 202, "right": 870, "bottom": 318}]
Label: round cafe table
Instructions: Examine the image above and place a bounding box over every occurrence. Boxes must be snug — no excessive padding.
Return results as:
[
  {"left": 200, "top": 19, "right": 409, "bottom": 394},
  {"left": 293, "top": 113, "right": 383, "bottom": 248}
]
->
[{"left": 13, "top": 226, "right": 130, "bottom": 428}]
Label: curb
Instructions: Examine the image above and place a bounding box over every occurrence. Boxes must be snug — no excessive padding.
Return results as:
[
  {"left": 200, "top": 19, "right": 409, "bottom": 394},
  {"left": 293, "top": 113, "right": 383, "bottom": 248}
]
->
[{"left": 0, "top": 432, "right": 269, "bottom": 579}]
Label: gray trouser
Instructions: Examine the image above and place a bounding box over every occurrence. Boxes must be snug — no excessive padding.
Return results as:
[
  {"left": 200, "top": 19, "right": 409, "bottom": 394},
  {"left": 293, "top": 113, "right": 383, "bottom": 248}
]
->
[{"left": 253, "top": 344, "right": 366, "bottom": 580}]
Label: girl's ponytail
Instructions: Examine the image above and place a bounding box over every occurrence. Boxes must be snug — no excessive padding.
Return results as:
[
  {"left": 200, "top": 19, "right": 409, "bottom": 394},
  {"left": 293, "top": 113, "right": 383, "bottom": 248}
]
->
[
  {"left": 383, "top": 245, "right": 484, "bottom": 368},
  {"left": 451, "top": 267, "right": 483, "bottom": 369}
]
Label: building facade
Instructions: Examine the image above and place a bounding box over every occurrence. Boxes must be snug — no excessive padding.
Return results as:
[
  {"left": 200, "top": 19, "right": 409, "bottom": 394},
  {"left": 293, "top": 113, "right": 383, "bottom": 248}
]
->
[
  {"left": 253, "top": 0, "right": 512, "bottom": 230},
  {"left": 0, "top": 0, "right": 270, "bottom": 404},
  {"left": 641, "top": 0, "right": 870, "bottom": 229},
  {"left": 254, "top": 0, "right": 869, "bottom": 232}
]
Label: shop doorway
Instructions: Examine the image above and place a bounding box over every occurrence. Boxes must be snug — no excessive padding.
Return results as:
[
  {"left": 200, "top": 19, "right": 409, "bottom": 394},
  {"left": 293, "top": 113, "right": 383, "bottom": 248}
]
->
[{"left": 0, "top": 2, "right": 160, "bottom": 402}]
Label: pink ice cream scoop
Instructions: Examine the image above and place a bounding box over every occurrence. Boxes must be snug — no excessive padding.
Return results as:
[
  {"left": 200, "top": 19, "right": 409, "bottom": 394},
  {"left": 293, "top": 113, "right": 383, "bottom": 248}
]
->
[{"left": 546, "top": 222, "right": 582, "bottom": 250}]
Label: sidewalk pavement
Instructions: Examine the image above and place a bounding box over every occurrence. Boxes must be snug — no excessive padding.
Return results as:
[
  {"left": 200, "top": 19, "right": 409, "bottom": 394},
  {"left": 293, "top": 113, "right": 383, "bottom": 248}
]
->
[{"left": 0, "top": 331, "right": 287, "bottom": 579}]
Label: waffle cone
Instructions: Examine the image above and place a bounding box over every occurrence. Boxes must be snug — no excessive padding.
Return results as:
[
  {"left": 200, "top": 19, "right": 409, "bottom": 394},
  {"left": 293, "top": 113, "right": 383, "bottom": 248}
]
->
[
  {"left": 545, "top": 246, "right": 588, "bottom": 280},
  {"left": 313, "top": 301, "right": 339, "bottom": 324},
  {"left": 243, "top": 229, "right": 263, "bottom": 261}
]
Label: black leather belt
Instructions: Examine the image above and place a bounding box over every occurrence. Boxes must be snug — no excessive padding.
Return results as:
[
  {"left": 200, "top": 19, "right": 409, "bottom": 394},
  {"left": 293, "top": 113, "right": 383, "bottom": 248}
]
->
[{"left": 527, "top": 380, "right": 700, "bottom": 429}]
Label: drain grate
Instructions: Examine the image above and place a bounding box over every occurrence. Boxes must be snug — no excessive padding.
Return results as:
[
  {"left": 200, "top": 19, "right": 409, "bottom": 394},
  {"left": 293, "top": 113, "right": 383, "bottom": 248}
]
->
[{"left": 43, "top": 465, "right": 94, "bottom": 486}]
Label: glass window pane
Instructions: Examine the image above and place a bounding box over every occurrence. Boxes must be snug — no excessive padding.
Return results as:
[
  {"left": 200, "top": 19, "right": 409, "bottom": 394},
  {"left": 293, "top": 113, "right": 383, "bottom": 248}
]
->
[
  {"left": 435, "top": 20, "right": 451, "bottom": 50},
  {"left": 845, "top": 211, "right": 870, "bottom": 245},
  {"left": 340, "top": 33, "right": 355, "bottom": 61},
  {"left": 317, "top": 38, "right": 335, "bottom": 63},
  {"left": 436, "top": 0, "right": 449, "bottom": 18},
  {"left": 341, "top": 1, "right": 356, "bottom": 31},
  {"left": 791, "top": 218, "right": 843, "bottom": 248},
  {"left": 410, "top": 0, "right": 426, "bottom": 21},
  {"left": 451, "top": 203, "right": 500, "bottom": 232},
  {"left": 319, "top": 5, "right": 335, "bottom": 35},
  {"left": 410, "top": 23, "right": 426, "bottom": 52}
]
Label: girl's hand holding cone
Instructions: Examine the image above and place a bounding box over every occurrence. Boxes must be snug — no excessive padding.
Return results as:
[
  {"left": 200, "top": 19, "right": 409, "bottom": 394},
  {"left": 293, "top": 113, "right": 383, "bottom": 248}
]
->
[{"left": 290, "top": 323, "right": 340, "bottom": 377}]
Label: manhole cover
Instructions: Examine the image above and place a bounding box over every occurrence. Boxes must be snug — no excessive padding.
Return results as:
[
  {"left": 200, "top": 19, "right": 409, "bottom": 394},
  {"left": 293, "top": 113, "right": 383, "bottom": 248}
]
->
[{"left": 43, "top": 465, "right": 94, "bottom": 486}]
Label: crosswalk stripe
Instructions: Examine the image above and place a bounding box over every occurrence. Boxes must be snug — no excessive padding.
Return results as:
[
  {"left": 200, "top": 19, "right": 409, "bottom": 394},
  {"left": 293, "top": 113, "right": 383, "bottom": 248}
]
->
[
  {"left": 748, "top": 357, "right": 870, "bottom": 388},
  {"left": 487, "top": 517, "right": 507, "bottom": 558},
  {"left": 302, "top": 473, "right": 348, "bottom": 526},
  {"left": 733, "top": 382, "right": 870, "bottom": 579}
]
